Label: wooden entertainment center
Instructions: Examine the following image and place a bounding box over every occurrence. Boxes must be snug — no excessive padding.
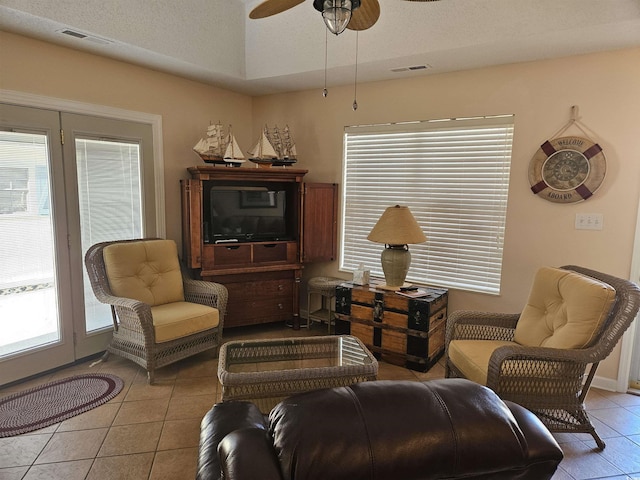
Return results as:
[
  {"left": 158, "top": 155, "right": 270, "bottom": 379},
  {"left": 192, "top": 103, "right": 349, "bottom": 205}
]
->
[{"left": 181, "top": 166, "right": 337, "bottom": 329}]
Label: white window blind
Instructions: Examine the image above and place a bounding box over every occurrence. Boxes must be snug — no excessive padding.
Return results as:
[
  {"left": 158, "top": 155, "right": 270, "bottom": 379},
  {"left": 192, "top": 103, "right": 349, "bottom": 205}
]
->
[{"left": 341, "top": 115, "right": 514, "bottom": 294}]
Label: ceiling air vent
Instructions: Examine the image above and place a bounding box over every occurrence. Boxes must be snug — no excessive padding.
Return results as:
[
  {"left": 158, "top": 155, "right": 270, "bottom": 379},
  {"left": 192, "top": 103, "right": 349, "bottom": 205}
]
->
[
  {"left": 60, "top": 29, "right": 86, "bottom": 39},
  {"left": 391, "top": 64, "right": 431, "bottom": 73},
  {"left": 57, "top": 29, "right": 113, "bottom": 46}
]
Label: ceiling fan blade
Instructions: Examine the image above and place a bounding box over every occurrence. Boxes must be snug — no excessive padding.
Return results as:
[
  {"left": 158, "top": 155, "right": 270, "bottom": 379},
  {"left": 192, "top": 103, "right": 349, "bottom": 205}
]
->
[
  {"left": 249, "top": 0, "right": 305, "bottom": 19},
  {"left": 347, "top": 0, "right": 380, "bottom": 31}
]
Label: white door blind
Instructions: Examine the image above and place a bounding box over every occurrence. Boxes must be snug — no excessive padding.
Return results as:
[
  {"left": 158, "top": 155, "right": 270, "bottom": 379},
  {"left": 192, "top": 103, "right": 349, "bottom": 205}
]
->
[
  {"left": 76, "top": 137, "right": 143, "bottom": 332},
  {"left": 341, "top": 116, "right": 514, "bottom": 294}
]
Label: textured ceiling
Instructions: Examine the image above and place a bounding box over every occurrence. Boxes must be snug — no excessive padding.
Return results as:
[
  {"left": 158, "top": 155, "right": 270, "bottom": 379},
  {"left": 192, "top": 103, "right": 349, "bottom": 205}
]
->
[{"left": 1, "top": 0, "right": 639, "bottom": 96}]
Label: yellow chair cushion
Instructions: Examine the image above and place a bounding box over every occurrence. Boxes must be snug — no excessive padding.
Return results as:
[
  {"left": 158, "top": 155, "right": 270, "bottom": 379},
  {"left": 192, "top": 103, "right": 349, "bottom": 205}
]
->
[
  {"left": 514, "top": 267, "right": 615, "bottom": 349},
  {"left": 151, "top": 302, "right": 220, "bottom": 343},
  {"left": 103, "top": 240, "right": 184, "bottom": 306},
  {"left": 448, "top": 340, "right": 516, "bottom": 385}
]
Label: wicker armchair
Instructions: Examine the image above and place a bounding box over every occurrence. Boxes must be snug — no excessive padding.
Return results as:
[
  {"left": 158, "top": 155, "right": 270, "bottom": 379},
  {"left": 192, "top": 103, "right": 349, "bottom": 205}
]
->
[
  {"left": 85, "top": 238, "right": 228, "bottom": 384},
  {"left": 445, "top": 265, "right": 640, "bottom": 450}
]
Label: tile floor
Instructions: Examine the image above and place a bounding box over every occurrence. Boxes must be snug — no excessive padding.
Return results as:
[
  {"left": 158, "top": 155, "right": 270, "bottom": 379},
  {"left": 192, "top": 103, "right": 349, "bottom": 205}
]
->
[{"left": 1, "top": 322, "right": 640, "bottom": 480}]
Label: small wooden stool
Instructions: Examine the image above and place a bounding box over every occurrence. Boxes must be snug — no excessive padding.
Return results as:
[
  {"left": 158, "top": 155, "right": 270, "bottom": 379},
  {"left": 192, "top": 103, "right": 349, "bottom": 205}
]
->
[{"left": 306, "top": 277, "right": 343, "bottom": 333}]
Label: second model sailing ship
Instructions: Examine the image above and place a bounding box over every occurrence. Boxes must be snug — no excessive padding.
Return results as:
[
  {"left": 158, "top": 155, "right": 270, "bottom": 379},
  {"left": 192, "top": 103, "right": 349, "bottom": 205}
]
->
[
  {"left": 247, "top": 126, "right": 278, "bottom": 168},
  {"left": 193, "top": 123, "right": 246, "bottom": 167},
  {"left": 248, "top": 125, "right": 298, "bottom": 168},
  {"left": 270, "top": 125, "right": 298, "bottom": 166}
]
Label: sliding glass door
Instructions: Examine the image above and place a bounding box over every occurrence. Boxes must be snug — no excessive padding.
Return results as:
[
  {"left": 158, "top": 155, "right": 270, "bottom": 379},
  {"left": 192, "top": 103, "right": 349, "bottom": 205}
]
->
[
  {"left": 61, "top": 112, "right": 155, "bottom": 358},
  {"left": 0, "top": 103, "right": 157, "bottom": 384},
  {"left": 0, "top": 105, "right": 75, "bottom": 384}
]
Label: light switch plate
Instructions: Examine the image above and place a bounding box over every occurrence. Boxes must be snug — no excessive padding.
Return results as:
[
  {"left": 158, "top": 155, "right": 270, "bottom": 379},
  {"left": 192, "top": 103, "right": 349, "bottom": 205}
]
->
[{"left": 575, "top": 213, "right": 603, "bottom": 230}]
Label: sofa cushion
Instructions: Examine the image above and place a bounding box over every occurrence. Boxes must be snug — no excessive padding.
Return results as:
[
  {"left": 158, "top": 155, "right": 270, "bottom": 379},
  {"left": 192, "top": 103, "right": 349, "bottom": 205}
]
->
[
  {"left": 266, "top": 379, "right": 562, "bottom": 480},
  {"left": 151, "top": 301, "right": 219, "bottom": 342},
  {"left": 514, "top": 266, "right": 615, "bottom": 349},
  {"left": 447, "top": 339, "right": 516, "bottom": 385},
  {"left": 103, "top": 239, "right": 184, "bottom": 306}
]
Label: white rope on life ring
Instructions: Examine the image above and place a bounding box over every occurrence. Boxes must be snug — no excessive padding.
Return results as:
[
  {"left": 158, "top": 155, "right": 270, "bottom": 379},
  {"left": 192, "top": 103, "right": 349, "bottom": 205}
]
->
[{"left": 528, "top": 135, "right": 606, "bottom": 204}]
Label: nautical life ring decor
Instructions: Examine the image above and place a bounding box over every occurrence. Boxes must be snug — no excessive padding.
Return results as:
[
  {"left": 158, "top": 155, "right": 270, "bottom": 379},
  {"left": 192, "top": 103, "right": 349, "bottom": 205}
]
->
[{"left": 528, "top": 135, "right": 606, "bottom": 204}]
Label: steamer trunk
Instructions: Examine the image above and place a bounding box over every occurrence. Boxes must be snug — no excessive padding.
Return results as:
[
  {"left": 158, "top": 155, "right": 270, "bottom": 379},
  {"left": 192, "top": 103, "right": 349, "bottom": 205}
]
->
[{"left": 335, "top": 284, "right": 448, "bottom": 372}]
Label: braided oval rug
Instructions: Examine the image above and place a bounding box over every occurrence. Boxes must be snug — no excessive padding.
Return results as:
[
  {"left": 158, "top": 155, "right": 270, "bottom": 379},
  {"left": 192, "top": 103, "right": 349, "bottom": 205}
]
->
[{"left": 0, "top": 373, "right": 124, "bottom": 437}]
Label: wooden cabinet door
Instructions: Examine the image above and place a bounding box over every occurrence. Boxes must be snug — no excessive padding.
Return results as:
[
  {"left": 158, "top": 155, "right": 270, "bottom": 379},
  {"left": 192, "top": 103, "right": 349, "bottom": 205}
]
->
[
  {"left": 302, "top": 183, "right": 338, "bottom": 263},
  {"left": 180, "top": 178, "right": 202, "bottom": 268}
]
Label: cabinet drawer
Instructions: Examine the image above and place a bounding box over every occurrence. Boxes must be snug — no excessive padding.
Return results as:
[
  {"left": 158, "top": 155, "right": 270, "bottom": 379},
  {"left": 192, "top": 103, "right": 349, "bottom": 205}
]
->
[
  {"left": 225, "top": 279, "right": 294, "bottom": 327},
  {"left": 226, "top": 279, "right": 293, "bottom": 312},
  {"left": 253, "top": 242, "right": 288, "bottom": 263},
  {"left": 227, "top": 297, "right": 293, "bottom": 316},
  {"left": 226, "top": 279, "right": 293, "bottom": 298},
  {"left": 202, "top": 242, "right": 296, "bottom": 270},
  {"left": 204, "top": 244, "right": 251, "bottom": 268},
  {"left": 226, "top": 305, "right": 292, "bottom": 327},
  {"left": 245, "top": 297, "right": 292, "bottom": 316}
]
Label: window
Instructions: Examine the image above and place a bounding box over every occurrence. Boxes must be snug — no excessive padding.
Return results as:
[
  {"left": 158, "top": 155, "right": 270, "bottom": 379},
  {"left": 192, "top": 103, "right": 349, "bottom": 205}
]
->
[
  {"left": 0, "top": 167, "right": 29, "bottom": 214},
  {"left": 341, "top": 115, "right": 514, "bottom": 294}
]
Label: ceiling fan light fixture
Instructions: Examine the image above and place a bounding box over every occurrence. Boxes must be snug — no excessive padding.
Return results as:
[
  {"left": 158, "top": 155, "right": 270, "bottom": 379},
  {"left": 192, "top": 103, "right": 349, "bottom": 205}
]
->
[{"left": 322, "top": 0, "right": 353, "bottom": 35}]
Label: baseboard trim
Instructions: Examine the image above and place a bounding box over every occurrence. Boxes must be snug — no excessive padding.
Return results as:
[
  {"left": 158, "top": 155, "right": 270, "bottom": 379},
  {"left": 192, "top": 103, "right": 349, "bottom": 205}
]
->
[{"left": 590, "top": 375, "right": 619, "bottom": 392}]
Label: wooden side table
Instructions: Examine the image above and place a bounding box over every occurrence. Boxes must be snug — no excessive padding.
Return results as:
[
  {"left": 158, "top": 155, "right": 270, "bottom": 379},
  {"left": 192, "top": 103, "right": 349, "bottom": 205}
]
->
[{"left": 334, "top": 283, "right": 448, "bottom": 372}]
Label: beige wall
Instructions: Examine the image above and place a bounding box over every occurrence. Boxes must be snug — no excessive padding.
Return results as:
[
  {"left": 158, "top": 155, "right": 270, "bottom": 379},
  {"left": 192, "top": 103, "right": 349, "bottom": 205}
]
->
[
  {"left": 252, "top": 47, "right": 640, "bottom": 381},
  {"left": 2, "top": 30, "right": 639, "bottom": 382},
  {"left": 0, "top": 31, "right": 253, "bottom": 244}
]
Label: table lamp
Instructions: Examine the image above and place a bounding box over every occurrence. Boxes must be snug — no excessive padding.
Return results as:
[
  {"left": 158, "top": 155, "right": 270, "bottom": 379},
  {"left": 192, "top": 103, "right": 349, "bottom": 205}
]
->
[{"left": 367, "top": 205, "right": 427, "bottom": 290}]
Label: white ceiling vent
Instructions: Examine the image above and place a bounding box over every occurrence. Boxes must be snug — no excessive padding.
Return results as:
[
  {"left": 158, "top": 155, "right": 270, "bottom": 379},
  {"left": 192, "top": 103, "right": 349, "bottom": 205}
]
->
[
  {"left": 56, "top": 29, "right": 113, "bottom": 46},
  {"left": 391, "top": 65, "right": 431, "bottom": 73}
]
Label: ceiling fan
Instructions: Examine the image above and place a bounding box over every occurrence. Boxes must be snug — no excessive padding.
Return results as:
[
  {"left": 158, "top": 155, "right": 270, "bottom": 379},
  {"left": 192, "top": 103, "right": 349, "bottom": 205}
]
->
[{"left": 250, "top": 0, "right": 441, "bottom": 35}]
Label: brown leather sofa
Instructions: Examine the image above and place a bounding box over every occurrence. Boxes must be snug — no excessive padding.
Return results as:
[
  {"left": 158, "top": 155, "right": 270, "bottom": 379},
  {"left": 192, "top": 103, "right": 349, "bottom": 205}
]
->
[{"left": 197, "top": 378, "right": 563, "bottom": 480}]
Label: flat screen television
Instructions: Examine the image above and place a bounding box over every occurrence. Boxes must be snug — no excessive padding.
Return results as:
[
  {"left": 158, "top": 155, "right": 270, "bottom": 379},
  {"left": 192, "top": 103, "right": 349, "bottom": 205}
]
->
[{"left": 204, "top": 186, "right": 289, "bottom": 243}]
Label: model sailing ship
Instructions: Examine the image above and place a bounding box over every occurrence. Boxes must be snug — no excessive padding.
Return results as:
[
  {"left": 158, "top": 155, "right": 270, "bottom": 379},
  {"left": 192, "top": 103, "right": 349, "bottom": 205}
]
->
[
  {"left": 270, "top": 125, "right": 298, "bottom": 166},
  {"left": 223, "top": 126, "right": 246, "bottom": 166},
  {"left": 248, "top": 126, "right": 278, "bottom": 168},
  {"left": 248, "top": 124, "right": 298, "bottom": 168},
  {"left": 193, "top": 123, "right": 245, "bottom": 167}
]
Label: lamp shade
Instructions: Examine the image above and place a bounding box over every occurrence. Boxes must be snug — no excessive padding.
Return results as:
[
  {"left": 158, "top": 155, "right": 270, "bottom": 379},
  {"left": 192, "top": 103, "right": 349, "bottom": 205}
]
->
[{"left": 367, "top": 205, "right": 426, "bottom": 245}]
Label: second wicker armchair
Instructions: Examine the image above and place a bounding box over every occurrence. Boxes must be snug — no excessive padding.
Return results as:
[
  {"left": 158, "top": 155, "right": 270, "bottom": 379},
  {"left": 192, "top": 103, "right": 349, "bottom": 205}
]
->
[
  {"left": 85, "top": 238, "right": 228, "bottom": 384},
  {"left": 445, "top": 265, "right": 640, "bottom": 450}
]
